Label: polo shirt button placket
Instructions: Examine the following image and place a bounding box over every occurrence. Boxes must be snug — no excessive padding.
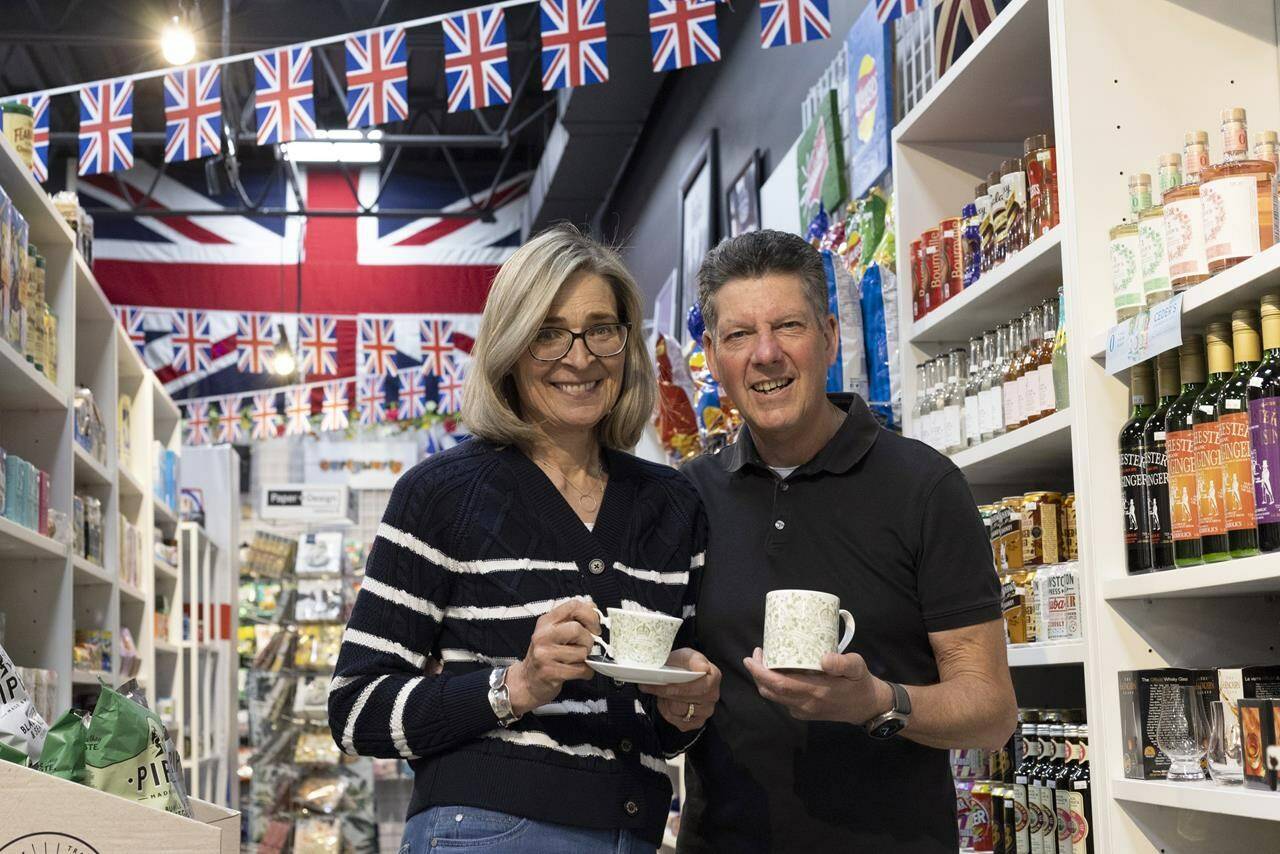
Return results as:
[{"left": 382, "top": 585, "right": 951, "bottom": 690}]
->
[{"left": 588, "top": 558, "right": 606, "bottom": 575}]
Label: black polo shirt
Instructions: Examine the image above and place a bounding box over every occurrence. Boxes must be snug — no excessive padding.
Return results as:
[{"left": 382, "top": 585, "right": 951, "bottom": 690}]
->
[{"left": 678, "top": 394, "right": 1001, "bottom": 854}]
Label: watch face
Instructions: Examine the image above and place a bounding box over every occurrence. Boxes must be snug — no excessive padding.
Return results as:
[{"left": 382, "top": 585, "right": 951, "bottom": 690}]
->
[{"left": 872, "top": 717, "right": 905, "bottom": 739}]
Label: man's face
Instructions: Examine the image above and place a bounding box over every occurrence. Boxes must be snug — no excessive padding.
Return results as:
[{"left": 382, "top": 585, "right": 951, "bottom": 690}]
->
[{"left": 703, "top": 274, "right": 838, "bottom": 440}]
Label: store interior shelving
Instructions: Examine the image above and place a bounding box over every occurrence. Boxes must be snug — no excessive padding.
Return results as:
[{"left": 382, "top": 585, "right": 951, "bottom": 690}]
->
[{"left": 894, "top": 0, "right": 1280, "bottom": 849}]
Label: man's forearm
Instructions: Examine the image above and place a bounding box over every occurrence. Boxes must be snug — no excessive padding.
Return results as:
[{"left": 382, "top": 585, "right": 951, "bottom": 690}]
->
[{"left": 876, "top": 672, "right": 1017, "bottom": 751}]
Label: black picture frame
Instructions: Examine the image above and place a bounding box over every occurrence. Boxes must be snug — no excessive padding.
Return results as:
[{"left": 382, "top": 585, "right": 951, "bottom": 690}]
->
[
  {"left": 677, "top": 129, "right": 719, "bottom": 342},
  {"left": 725, "top": 150, "right": 762, "bottom": 239}
]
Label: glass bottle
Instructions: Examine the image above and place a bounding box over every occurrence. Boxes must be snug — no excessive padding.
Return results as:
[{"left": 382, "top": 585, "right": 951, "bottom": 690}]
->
[
  {"left": 990, "top": 324, "right": 1010, "bottom": 439},
  {"left": 933, "top": 357, "right": 949, "bottom": 449},
  {"left": 920, "top": 358, "right": 937, "bottom": 449},
  {"left": 944, "top": 349, "right": 966, "bottom": 454},
  {"left": 981, "top": 329, "right": 1003, "bottom": 442},
  {"left": 1165, "top": 335, "right": 1207, "bottom": 566},
  {"left": 1218, "top": 309, "right": 1261, "bottom": 557},
  {"left": 1146, "top": 349, "right": 1181, "bottom": 570},
  {"left": 989, "top": 169, "right": 1010, "bottom": 269},
  {"left": 1121, "top": 360, "right": 1156, "bottom": 574},
  {"left": 1032, "top": 722, "right": 1058, "bottom": 854},
  {"left": 1129, "top": 173, "right": 1153, "bottom": 216},
  {"left": 1164, "top": 132, "right": 1212, "bottom": 291},
  {"left": 963, "top": 202, "right": 982, "bottom": 288},
  {"left": 1004, "top": 318, "right": 1025, "bottom": 434},
  {"left": 1003, "top": 157, "right": 1029, "bottom": 255},
  {"left": 1051, "top": 724, "right": 1077, "bottom": 854},
  {"left": 1248, "top": 293, "right": 1280, "bottom": 552},
  {"left": 1110, "top": 221, "right": 1142, "bottom": 321},
  {"left": 1021, "top": 306, "right": 1045, "bottom": 425},
  {"left": 912, "top": 362, "right": 928, "bottom": 441},
  {"left": 1052, "top": 287, "right": 1069, "bottom": 411},
  {"left": 1157, "top": 153, "right": 1182, "bottom": 202},
  {"left": 1200, "top": 108, "right": 1277, "bottom": 273},
  {"left": 981, "top": 173, "right": 1000, "bottom": 274},
  {"left": 1037, "top": 298, "right": 1058, "bottom": 419},
  {"left": 1255, "top": 130, "right": 1280, "bottom": 172},
  {"left": 1012, "top": 720, "right": 1038, "bottom": 854},
  {"left": 1140, "top": 203, "right": 1173, "bottom": 307},
  {"left": 965, "top": 336, "right": 983, "bottom": 449},
  {"left": 1025, "top": 132, "right": 1058, "bottom": 239},
  {"left": 1194, "top": 323, "right": 1234, "bottom": 561},
  {"left": 1069, "top": 725, "right": 1093, "bottom": 854}
]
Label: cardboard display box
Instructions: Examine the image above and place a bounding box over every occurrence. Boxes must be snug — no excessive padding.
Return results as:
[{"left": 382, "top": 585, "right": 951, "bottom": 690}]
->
[
  {"left": 1119, "top": 668, "right": 1218, "bottom": 780},
  {"left": 0, "top": 760, "right": 239, "bottom": 853}
]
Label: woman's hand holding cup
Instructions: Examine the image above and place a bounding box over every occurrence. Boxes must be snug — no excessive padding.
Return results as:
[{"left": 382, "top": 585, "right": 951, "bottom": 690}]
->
[{"left": 506, "top": 598, "right": 601, "bottom": 717}]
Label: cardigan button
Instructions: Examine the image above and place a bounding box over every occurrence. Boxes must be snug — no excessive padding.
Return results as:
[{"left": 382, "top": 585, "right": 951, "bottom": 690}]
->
[
  {"left": 620, "top": 738, "right": 634, "bottom": 753},
  {"left": 624, "top": 800, "right": 639, "bottom": 816},
  {"left": 589, "top": 558, "right": 606, "bottom": 575}
]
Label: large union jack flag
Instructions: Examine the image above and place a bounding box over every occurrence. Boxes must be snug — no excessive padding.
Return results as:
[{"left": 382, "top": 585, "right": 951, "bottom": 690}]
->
[
  {"left": 540, "top": 0, "right": 608, "bottom": 91},
  {"left": 346, "top": 26, "right": 409, "bottom": 129},
  {"left": 760, "top": 0, "right": 831, "bottom": 48},
  {"left": 16, "top": 94, "right": 49, "bottom": 183},
  {"left": 359, "top": 317, "right": 398, "bottom": 376},
  {"left": 164, "top": 63, "right": 222, "bottom": 163},
  {"left": 649, "top": 0, "right": 720, "bottom": 72},
  {"left": 877, "top": 0, "right": 922, "bottom": 24},
  {"left": 79, "top": 81, "right": 134, "bottom": 176},
  {"left": 443, "top": 9, "right": 512, "bottom": 113},
  {"left": 298, "top": 315, "right": 342, "bottom": 376},
  {"left": 237, "top": 313, "right": 274, "bottom": 374},
  {"left": 255, "top": 47, "right": 316, "bottom": 145}
]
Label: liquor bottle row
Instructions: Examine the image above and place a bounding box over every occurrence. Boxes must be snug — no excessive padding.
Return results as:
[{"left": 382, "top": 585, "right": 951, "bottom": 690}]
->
[
  {"left": 913, "top": 290, "right": 1069, "bottom": 454},
  {"left": 910, "top": 132, "right": 1060, "bottom": 321},
  {"left": 1110, "top": 106, "right": 1279, "bottom": 322},
  {"left": 1120, "top": 296, "right": 1280, "bottom": 573},
  {"left": 953, "top": 708, "right": 1092, "bottom": 854}
]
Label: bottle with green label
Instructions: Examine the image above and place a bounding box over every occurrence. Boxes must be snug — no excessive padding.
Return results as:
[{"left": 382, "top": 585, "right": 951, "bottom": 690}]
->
[{"left": 1217, "top": 309, "right": 1261, "bottom": 557}]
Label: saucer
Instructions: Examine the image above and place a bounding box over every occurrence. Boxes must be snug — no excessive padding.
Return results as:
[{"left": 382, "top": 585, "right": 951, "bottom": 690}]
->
[{"left": 586, "top": 658, "right": 705, "bottom": 685}]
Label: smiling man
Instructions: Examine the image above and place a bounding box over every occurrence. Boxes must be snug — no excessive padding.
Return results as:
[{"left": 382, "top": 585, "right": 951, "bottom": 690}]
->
[{"left": 671, "top": 230, "right": 1017, "bottom": 853}]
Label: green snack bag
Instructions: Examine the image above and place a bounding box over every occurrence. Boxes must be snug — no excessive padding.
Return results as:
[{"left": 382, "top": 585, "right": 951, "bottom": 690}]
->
[
  {"left": 33, "top": 709, "right": 87, "bottom": 781},
  {"left": 84, "top": 684, "right": 185, "bottom": 814}
]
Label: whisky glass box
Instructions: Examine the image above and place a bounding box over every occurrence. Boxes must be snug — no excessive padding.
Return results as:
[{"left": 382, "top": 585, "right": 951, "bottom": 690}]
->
[{"left": 1120, "top": 668, "right": 1218, "bottom": 779}]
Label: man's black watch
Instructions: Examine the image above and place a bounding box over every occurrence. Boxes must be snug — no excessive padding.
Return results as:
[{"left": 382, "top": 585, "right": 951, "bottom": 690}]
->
[{"left": 864, "top": 681, "right": 911, "bottom": 740}]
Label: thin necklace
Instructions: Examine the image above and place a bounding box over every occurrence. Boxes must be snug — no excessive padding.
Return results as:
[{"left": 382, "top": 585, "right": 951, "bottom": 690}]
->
[{"left": 536, "top": 456, "right": 605, "bottom": 513}]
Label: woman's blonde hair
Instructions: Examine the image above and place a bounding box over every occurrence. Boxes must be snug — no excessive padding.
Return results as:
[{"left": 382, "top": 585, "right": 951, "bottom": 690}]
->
[{"left": 462, "top": 224, "right": 655, "bottom": 450}]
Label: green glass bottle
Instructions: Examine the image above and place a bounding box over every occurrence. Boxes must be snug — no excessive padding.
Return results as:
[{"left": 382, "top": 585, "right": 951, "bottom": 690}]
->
[
  {"left": 1217, "top": 309, "right": 1261, "bottom": 557},
  {"left": 1247, "top": 293, "right": 1280, "bottom": 553},
  {"left": 1193, "top": 323, "right": 1233, "bottom": 562},
  {"left": 1145, "top": 350, "right": 1181, "bottom": 569},
  {"left": 1121, "top": 361, "right": 1156, "bottom": 573},
  {"left": 1164, "top": 336, "right": 1206, "bottom": 567}
]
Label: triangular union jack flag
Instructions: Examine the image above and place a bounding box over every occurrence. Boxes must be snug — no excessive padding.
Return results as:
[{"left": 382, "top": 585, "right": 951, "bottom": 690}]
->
[
  {"left": 164, "top": 62, "right": 222, "bottom": 163},
  {"left": 346, "top": 26, "right": 409, "bottom": 129},
  {"left": 299, "top": 315, "right": 342, "bottom": 376},
  {"left": 437, "top": 363, "right": 465, "bottom": 414},
  {"left": 215, "top": 395, "right": 245, "bottom": 443},
  {"left": 184, "top": 401, "right": 211, "bottom": 445},
  {"left": 250, "top": 392, "right": 281, "bottom": 440},
  {"left": 255, "top": 46, "right": 316, "bottom": 145},
  {"left": 877, "top": 0, "right": 922, "bottom": 25},
  {"left": 760, "top": 0, "right": 831, "bottom": 49},
  {"left": 321, "top": 381, "right": 351, "bottom": 432},
  {"left": 16, "top": 94, "right": 49, "bottom": 183},
  {"left": 540, "top": 0, "right": 608, "bottom": 91},
  {"left": 442, "top": 8, "right": 512, "bottom": 113},
  {"left": 357, "top": 375, "right": 388, "bottom": 425},
  {"left": 79, "top": 80, "right": 134, "bottom": 176},
  {"left": 649, "top": 0, "right": 720, "bottom": 72},
  {"left": 359, "top": 317, "right": 398, "bottom": 376},
  {"left": 284, "top": 386, "right": 315, "bottom": 435},
  {"left": 237, "top": 313, "right": 274, "bottom": 374}
]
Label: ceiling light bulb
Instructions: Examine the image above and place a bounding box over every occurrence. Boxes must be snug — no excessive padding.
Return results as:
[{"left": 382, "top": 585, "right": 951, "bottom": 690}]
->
[
  {"left": 271, "top": 348, "right": 296, "bottom": 376},
  {"left": 161, "top": 16, "right": 197, "bottom": 66}
]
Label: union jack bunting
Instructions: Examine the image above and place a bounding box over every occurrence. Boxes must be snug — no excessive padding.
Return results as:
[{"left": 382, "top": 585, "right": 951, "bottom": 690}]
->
[
  {"left": 172, "top": 310, "right": 214, "bottom": 374},
  {"left": 250, "top": 392, "right": 281, "bottom": 440},
  {"left": 442, "top": 8, "right": 512, "bottom": 113},
  {"left": 649, "top": 0, "right": 720, "bottom": 72},
  {"left": 321, "top": 381, "right": 351, "bottom": 432},
  {"left": 215, "top": 396, "right": 245, "bottom": 443},
  {"left": 346, "top": 26, "right": 409, "bottom": 129},
  {"left": 359, "top": 317, "right": 398, "bottom": 377},
  {"left": 16, "top": 94, "right": 49, "bottom": 183},
  {"left": 396, "top": 367, "right": 429, "bottom": 420},
  {"left": 357, "top": 375, "right": 388, "bottom": 425},
  {"left": 237, "top": 313, "right": 275, "bottom": 374},
  {"left": 298, "top": 315, "right": 341, "bottom": 376},
  {"left": 79, "top": 81, "right": 134, "bottom": 176},
  {"left": 934, "top": 0, "right": 1008, "bottom": 76},
  {"left": 284, "top": 386, "right": 315, "bottom": 435},
  {"left": 184, "top": 401, "right": 211, "bottom": 446},
  {"left": 164, "top": 63, "right": 222, "bottom": 164},
  {"left": 437, "top": 364, "right": 465, "bottom": 414},
  {"left": 760, "top": 0, "right": 831, "bottom": 48},
  {"left": 540, "top": 0, "right": 608, "bottom": 91},
  {"left": 876, "top": 0, "right": 921, "bottom": 24},
  {"left": 419, "top": 318, "right": 456, "bottom": 376},
  {"left": 255, "top": 47, "right": 316, "bottom": 145}
]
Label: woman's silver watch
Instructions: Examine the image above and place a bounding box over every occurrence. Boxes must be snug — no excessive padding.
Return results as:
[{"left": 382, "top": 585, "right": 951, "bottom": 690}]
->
[{"left": 488, "top": 666, "right": 521, "bottom": 727}]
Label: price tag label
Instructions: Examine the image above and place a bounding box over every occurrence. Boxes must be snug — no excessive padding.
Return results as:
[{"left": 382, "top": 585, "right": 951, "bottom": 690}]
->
[{"left": 1104, "top": 293, "right": 1185, "bottom": 374}]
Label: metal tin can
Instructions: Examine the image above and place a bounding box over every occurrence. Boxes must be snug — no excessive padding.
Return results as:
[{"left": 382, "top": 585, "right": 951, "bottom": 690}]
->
[
  {"left": 1021, "top": 491, "right": 1063, "bottom": 566},
  {"left": 922, "top": 227, "right": 944, "bottom": 311},
  {"left": 940, "top": 216, "right": 965, "bottom": 301},
  {"left": 994, "top": 496, "right": 1025, "bottom": 571},
  {"left": 1062, "top": 493, "right": 1078, "bottom": 560},
  {"left": 1, "top": 102, "right": 34, "bottom": 171}
]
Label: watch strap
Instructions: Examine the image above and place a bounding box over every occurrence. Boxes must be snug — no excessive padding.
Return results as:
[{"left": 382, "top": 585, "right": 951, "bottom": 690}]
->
[{"left": 890, "top": 680, "right": 911, "bottom": 717}]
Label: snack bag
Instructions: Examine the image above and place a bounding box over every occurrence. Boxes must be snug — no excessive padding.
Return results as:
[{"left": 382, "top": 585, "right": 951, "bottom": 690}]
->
[
  {"left": 684, "top": 304, "right": 740, "bottom": 453},
  {"left": 0, "top": 641, "right": 47, "bottom": 764},
  {"left": 85, "top": 683, "right": 187, "bottom": 814},
  {"left": 822, "top": 250, "right": 869, "bottom": 398},
  {"left": 33, "top": 709, "right": 87, "bottom": 781},
  {"left": 653, "top": 333, "right": 700, "bottom": 464},
  {"left": 119, "top": 678, "right": 193, "bottom": 817}
]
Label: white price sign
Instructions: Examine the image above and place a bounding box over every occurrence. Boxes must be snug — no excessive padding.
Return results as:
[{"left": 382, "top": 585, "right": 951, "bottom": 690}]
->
[{"left": 1105, "top": 293, "right": 1184, "bottom": 374}]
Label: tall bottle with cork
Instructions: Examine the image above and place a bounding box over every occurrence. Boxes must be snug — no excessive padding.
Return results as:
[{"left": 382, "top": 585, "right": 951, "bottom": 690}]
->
[
  {"left": 1194, "top": 323, "right": 1234, "bottom": 562},
  {"left": 1120, "top": 361, "right": 1156, "bottom": 573},
  {"left": 1145, "top": 349, "right": 1181, "bottom": 570},
  {"left": 1200, "top": 108, "right": 1278, "bottom": 273},
  {"left": 1021, "top": 305, "right": 1045, "bottom": 425},
  {"left": 965, "top": 336, "right": 983, "bottom": 449},
  {"left": 1037, "top": 297, "right": 1058, "bottom": 419},
  {"left": 1248, "top": 293, "right": 1280, "bottom": 552},
  {"left": 1162, "top": 131, "right": 1212, "bottom": 291},
  {"left": 1004, "top": 320, "right": 1024, "bottom": 435},
  {"left": 980, "top": 329, "right": 1002, "bottom": 443},
  {"left": 1165, "top": 336, "right": 1207, "bottom": 566},
  {"left": 1217, "top": 309, "right": 1262, "bottom": 557}
]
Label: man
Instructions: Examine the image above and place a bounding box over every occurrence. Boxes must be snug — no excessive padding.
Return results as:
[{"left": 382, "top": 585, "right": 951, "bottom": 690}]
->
[{"left": 651, "top": 230, "right": 1017, "bottom": 852}]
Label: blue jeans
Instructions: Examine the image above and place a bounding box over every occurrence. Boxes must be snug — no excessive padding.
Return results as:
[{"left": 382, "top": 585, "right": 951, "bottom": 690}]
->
[{"left": 400, "top": 805, "right": 658, "bottom": 854}]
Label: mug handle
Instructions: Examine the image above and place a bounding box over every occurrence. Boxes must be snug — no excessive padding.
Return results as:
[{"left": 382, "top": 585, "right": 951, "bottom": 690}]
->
[
  {"left": 836, "top": 610, "right": 856, "bottom": 653},
  {"left": 592, "top": 607, "right": 612, "bottom": 630},
  {"left": 591, "top": 608, "right": 613, "bottom": 659}
]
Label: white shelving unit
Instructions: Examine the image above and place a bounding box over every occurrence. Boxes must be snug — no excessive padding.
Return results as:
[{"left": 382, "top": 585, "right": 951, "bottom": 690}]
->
[{"left": 893, "top": 0, "right": 1280, "bottom": 849}]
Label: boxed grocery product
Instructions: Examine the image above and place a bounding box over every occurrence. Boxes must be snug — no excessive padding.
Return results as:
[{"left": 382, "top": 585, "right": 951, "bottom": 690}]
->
[
  {"left": 1119, "top": 667, "right": 1218, "bottom": 779},
  {"left": 1240, "top": 698, "right": 1275, "bottom": 791}
]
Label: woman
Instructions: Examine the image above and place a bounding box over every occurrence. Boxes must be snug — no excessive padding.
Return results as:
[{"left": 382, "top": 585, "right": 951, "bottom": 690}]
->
[{"left": 329, "top": 224, "right": 721, "bottom": 853}]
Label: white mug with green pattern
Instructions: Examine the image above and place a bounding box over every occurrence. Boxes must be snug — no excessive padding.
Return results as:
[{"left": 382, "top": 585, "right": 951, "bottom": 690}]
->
[{"left": 763, "top": 589, "right": 856, "bottom": 671}]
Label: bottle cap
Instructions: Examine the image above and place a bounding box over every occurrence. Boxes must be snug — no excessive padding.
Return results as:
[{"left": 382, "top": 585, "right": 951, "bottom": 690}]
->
[
  {"left": 1185, "top": 130, "right": 1209, "bottom": 146},
  {"left": 1156, "top": 348, "right": 1181, "bottom": 396},
  {"left": 1222, "top": 107, "right": 1248, "bottom": 123},
  {"left": 1000, "top": 158, "right": 1023, "bottom": 176},
  {"left": 1256, "top": 130, "right": 1279, "bottom": 145},
  {"left": 975, "top": 182, "right": 989, "bottom": 197},
  {"left": 1261, "top": 293, "right": 1280, "bottom": 315},
  {"left": 987, "top": 170, "right": 1002, "bottom": 186},
  {"left": 1128, "top": 173, "right": 1152, "bottom": 188},
  {"left": 1232, "top": 307, "right": 1260, "bottom": 327},
  {"left": 1158, "top": 153, "right": 1181, "bottom": 167},
  {"left": 1207, "top": 320, "right": 1232, "bottom": 339}
]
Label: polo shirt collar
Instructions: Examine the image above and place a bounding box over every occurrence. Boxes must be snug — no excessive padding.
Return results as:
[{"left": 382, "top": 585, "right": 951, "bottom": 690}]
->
[{"left": 722, "top": 393, "right": 880, "bottom": 476}]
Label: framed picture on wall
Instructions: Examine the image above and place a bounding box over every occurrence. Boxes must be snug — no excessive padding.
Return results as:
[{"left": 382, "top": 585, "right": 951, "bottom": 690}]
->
[
  {"left": 678, "top": 129, "right": 719, "bottom": 341},
  {"left": 726, "top": 151, "right": 762, "bottom": 238}
]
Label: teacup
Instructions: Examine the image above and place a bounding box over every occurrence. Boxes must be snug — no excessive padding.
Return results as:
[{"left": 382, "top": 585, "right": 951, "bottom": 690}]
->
[
  {"left": 591, "top": 607, "right": 682, "bottom": 668},
  {"left": 762, "top": 589, "right": 855, "bottom": 671}
]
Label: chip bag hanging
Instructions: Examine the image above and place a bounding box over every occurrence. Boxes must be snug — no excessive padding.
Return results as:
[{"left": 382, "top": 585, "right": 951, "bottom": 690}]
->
[
  {"left": 653, "top": 333, "right": 700, "bottom": 464},
  {"left": 685, "top": 303, "right": 740, "bottom": 453},
  {"left": 85, "top": 683, "right": 188, "bottom": 815},
  {"left": 0, "top": 641, "right": 47, "bottom": 764}
]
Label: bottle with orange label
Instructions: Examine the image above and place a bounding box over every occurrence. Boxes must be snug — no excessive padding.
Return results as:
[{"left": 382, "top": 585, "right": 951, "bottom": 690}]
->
[
  {"left": 1165, "top": 336, "right": 1206, "bottom": 567},
  {"left": 1193, "top": 323, "right": 1234, "bottom": 562},
  {"left": 1217, "top": 309, "right": 1262, "bottom": 558}
]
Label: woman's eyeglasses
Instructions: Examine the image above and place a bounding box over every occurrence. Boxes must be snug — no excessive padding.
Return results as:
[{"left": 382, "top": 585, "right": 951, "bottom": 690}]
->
[{"left": 528, "top": 322, "right": 630, "bottom": 361}]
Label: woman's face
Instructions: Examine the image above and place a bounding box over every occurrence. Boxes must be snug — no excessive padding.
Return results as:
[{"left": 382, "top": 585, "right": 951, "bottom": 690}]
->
[{"left": 511, "top": 272, "right": 626, "bottom": 438}]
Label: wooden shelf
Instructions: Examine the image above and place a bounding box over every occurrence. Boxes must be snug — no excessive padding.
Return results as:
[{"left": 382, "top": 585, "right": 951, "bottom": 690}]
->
[
  {"left": 911, "top": 227, "right": 1063, "bottom": 346},
  {"left": 1111, "top": 778, "right": 1280, "bottom": 823},
  {"left": 0, "top": 514, "right": 67, "bottom": 560},
  {"left": 72, "top": 442, "right": 113, "bottom": 486},
  {"left": 1007, "top": 640, "right": 1085, "bottom": 667},
  {"left": 946, "top": 409, "right": 1073, "bottom": 486},
  {"left": 71, "top": 554, "right": 112, "bottom": 585},
  {"left": 1104, "top": 553, "right": 1280, "bottom": 600},
  {"left": 0, "top": 338, "right": 66, "bottom": 411}
]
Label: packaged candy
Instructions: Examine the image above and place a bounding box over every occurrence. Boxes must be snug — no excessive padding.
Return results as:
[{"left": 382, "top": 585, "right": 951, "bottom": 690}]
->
[
  {"left": 823, "top": 250, "right": 869, "bottom": 398},
  {"left": 0, "top": 641, "right": 48, "bottom": 764},
  {"left": 653, "top": 334, "right": 700, "bottom": 464},
  {"left": 33, "top": 709, "right": 87, "bottom": 781},
  {"left": 85, "top": 683, "right": 189, "bottom": 815},
  {"left": 684, "top": 304, "right": 740, "bottom": 454},
  {"left": 295, "top": 816, "right": 342, "bottom": 854},
  {"left": 806, "top": 204, "right": 829, "bottom": 247}
]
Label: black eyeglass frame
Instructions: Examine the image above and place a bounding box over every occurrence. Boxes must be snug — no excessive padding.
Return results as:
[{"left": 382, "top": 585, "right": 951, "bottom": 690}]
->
[{"left": 527, "top": 322, "right": 632, "bottom": 362}]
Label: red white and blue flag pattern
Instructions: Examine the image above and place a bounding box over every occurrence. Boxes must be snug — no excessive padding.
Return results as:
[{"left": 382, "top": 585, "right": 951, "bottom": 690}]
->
[
  {"left": 540, "top": 0, "right": 608, "bottom": 91},
  {"left": 164, "top": 63, "right": 222, "bottom": 163},
  {"left": 345, "top": 26, "right": 409, "bottom": 129},
  {"left": 649, "top": 0, "right": 720, "bottom": 72},
  {"left": 16, "top": 94, "right": 50, "bottom": 183},
  {"left": 760, "top": 0, "right": 831, "bottom": 49},
  {"left": 442, "top": 8, "right": 512, "bottom": 112},
  {"left": 78, "top": 81, "right": 134, "bottom": 176},
  {"left": 298, "top": 315, "right": 343, "bottom": 376},
  {"left": 254, "top": 47, "right": 316, "bottom": 145},
  {"left": 876, "top": 0, "right": 922, "bottom": 24}
]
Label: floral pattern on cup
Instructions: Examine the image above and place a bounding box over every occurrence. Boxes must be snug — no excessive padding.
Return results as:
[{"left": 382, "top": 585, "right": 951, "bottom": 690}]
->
[
  {"left": 763, "top": 589, "right": 855, "bottom": 671},
  {"left": 593, "top": 607, "right": 682, "bottom": 668}
]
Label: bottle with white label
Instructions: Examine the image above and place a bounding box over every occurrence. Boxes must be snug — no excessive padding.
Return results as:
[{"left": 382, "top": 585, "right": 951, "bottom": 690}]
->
[
  {"left": 912, "top": 363, "right": 927, "bottom": 442},
  {"left": 943, "top": 349, "right": 966, "bottom": 454},
  {"left": 1163, "top": 131, "right": 1212, "bottom": 291},
  {"left": 1109, "top": 221, "right": 1142, "bottom": 322},
  {"left": 1020, "top": 306, "right": 1045, "bottom": 425},
  {"left": 980, "top": 329, "right": 1003, "bottom": 442},
  {"left": 1005, "top": 317, "right": 1027, "bottom": 433},
  {"left": 1200, "top": 107, "right": 1277, "bottom": 273},
  {"left": 920, "top": 358, "right": 938, "bottom": 449},
  {"left": 965, "top": 336, "right": 983, "bottom": 448},
  {"left": 1037, "top": 298, "right": 1058, "bottom": 419}
]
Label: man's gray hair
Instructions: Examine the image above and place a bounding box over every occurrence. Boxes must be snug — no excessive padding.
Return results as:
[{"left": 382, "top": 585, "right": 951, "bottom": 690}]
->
[{"left": 695, "top": 229, "right": 829, "bottom": 340}]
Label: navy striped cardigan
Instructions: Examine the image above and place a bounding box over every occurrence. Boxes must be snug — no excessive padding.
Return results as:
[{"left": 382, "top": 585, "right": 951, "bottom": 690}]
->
[{"left": 328, "top": 439, "right": 707, "bottom": 846}]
